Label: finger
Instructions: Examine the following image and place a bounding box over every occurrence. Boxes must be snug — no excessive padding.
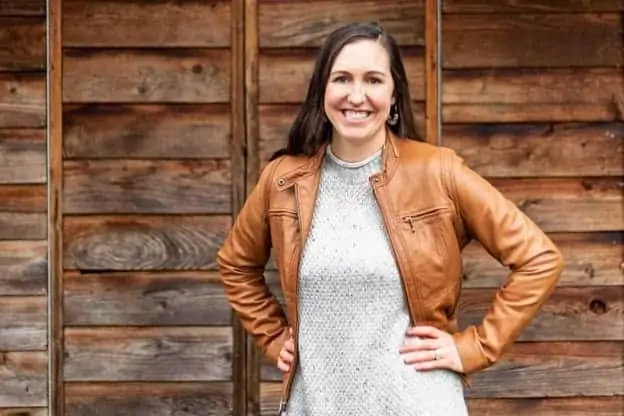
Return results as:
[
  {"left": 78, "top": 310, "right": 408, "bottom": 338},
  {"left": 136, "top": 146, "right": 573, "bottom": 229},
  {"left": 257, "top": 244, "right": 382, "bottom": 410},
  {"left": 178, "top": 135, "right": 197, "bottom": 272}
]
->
[
  {"left": 402, "top": 350, "right": 435, "bottom": 365},
  {"left": 280, "top": 348, "right": 294, "bottom": 364},
  {"left": 399, "top": 338, "right": 439, "bottom": 353},
  {"left": 277, "top": 359, "right": 290, "bottom": 372},
  {"left": 284, "top": 338, "right": 294, "bottom": 353},
  {"left": 406, "top": 325, "right": 444, "bottom": 338},
  {"left": 413, "top": 357, "right": 451, "bottom": 371}
]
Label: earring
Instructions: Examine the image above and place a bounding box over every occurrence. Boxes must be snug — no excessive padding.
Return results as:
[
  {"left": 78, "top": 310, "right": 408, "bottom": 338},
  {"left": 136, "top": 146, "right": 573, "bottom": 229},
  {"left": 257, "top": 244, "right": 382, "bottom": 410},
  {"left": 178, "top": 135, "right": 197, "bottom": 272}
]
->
[{"left": 387, "top": 104, "right": 399, "bottom": 126}]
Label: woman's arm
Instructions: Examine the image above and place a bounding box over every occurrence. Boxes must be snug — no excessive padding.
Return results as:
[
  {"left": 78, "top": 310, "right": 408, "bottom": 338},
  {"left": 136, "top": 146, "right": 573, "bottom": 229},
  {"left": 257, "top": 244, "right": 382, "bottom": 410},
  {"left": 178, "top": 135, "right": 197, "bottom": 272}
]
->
[
  {"left": 443, "top": 149, "right": 564, "bottom": 375},
  {"left": 217, "top": 161, "right": 289, "bottom": 364}
]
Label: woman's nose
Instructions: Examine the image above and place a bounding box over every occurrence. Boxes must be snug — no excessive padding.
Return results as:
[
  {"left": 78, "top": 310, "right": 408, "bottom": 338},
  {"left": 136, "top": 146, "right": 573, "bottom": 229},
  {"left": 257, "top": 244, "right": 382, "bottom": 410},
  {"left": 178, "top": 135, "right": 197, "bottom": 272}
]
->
[{"left": 347, "top": 84, "right": 366, "bottom": 104}]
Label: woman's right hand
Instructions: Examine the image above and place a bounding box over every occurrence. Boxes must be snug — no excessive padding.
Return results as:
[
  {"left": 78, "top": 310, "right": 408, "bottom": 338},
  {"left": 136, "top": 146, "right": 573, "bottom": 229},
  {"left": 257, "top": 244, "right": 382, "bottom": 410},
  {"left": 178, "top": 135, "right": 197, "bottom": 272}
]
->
[{"left": 277, "top": 329, "right": 295, "bottom": 372}]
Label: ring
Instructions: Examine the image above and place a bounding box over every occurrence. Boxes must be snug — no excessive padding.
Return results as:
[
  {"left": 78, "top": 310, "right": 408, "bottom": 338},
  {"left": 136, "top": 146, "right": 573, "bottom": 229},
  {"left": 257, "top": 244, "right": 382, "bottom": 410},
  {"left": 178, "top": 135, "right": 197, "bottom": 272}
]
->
[{"left": 433, "top": 349, "right": 440, "bottom": 361}]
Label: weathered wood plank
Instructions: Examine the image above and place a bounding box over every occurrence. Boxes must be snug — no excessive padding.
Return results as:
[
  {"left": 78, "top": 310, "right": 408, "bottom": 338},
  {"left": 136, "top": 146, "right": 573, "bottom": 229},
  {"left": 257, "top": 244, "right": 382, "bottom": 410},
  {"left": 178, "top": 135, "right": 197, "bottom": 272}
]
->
[
  {"left": 259, "top": 49, "right": 425, "bottom": 103},
  {"left": 0, "top": 0, "right": 44, "bottom": 16},
  {"left": 443, "top": 13, "right": 622, "bottom": 68},
  {"left": 65, "top": 382, "right": 232, "bottom": 416},
  {"left": 0, "top": 213, "right": 46, "bottom": 240},
  {"left": 64, "top": 327, "right": 232, "bottom": 382},
  {"left": 0, "top": 17, "right": 44, "bottom": 71},
  {"left": 258, "top": 0, "right": 424, "bottom": 47},
  {"left": 0, "top": 352, "right": 47, "bottom": 407},
  {"left": 467, "top": 397, "right": 624, "bottom": 415},
  {"left": 260, "top": 342, "right": 623, "bottom": 397},
  {"left": 260, "top": 384, "right": 624, "bottom": 415},
  {"left": 491, "top": 177, "right": 623, "bottom": 232},
  {"left": 442, "top": 68, "right": 623, "bottom": 123},
  {"left": 443, "top": 0, "right": 624, "bottom": 13},
  {"left": 63, "top": 215, "right": 230, "bottom": 271},
  {"left": 258, "top": 103, "right": 426, "bottom": 164},
  {"left": 0, "top": 73, "right": 45, "bottom": 127},
  {"left": 63, "top": 0, "right": 230, "bottom": 47},
  {"left": 63, "top": 160, "right": 232, "bottom": 214},
  {"left": 63, "top": 271, "right": 231, "bottom": 326},
  {"left": 0, "top": 296, "right": 46, "bottom": 350},
  {"left": 0, "top": 129, "right": 45, "bottom": 184},
  {"left": 0, "top": 240, "right": 47, "bottom": 295},
  {"left": 462, "top": 232, "right": 623, "bottom": 288},
  {"left": 0, "top": 184, "right": 45, "bottom": 212},
  {"left": 63, "top": 104, "right": 230, "bottom": 159},
  {"left": 0, "top": 409, "right": 47, "bottom": 416},
  {"left": 63, "top": 49, "right": 230, "bottom": 103},
  {"left": 443, "top": 123, "right": 623, "bottom": 177},
  {"left": 458, "top": 286, "right": 624, "bottom": 341}
]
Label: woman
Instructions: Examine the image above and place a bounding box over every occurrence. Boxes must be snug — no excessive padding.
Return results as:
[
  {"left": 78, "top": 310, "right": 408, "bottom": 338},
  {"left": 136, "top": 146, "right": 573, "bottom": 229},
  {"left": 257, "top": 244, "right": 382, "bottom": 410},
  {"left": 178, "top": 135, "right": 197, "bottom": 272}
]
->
[{"left": 218, "top": 22, "right": 563, "bottom": 415}]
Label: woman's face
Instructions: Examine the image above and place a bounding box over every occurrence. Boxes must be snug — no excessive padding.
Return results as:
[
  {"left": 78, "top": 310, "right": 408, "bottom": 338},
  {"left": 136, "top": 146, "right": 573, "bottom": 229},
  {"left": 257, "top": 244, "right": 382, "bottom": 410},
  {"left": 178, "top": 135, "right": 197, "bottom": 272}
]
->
[{"left": 324, "top": 39, "right": 395, "bottom": 148}]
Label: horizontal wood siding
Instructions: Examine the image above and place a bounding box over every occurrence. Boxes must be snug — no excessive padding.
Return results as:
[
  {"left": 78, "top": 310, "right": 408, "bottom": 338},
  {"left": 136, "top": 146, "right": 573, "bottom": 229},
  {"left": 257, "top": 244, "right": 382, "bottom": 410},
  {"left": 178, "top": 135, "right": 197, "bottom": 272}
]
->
[
  {"left": 439, "top": 4, "right": 624, "bottom": 415},
  {"left": 0, "top": 1, "right": 47, "bottom": 413},
  {"left": 60, "top": 0, "right": 236, "bottom": 413}
]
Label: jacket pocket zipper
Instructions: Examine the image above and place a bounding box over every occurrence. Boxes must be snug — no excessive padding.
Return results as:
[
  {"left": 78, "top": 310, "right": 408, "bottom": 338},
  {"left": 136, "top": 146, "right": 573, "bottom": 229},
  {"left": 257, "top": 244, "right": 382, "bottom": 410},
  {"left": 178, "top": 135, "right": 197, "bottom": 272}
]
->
[{"left": 401, "top": 206, "right": 449, "bottom": 233}]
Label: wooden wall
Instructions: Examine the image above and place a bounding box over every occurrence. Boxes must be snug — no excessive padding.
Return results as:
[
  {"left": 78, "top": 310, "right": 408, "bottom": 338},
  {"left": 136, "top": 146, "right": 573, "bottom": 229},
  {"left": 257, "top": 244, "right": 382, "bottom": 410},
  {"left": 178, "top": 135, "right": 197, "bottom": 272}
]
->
[
  {"left": 0, "top": 0, "right": 621, "bottom": 415},
  {"left": 0, "top": 0, "right": 48, "bottom": 414},
  {"left": 440, "top": 1, "right": 623, "bottom": 414}
]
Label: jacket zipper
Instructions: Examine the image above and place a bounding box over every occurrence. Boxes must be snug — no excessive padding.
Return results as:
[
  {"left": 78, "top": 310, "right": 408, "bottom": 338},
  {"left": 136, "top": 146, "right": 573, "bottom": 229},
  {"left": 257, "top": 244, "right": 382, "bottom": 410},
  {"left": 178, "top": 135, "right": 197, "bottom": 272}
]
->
[{"left": 278, "top": 183, "right": 303, "bottom": 415}]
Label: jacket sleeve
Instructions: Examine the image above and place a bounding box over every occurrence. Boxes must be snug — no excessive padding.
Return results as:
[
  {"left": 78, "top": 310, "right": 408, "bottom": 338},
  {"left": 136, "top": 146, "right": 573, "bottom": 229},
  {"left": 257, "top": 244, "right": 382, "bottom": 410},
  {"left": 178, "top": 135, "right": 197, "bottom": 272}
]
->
[
  {"left": 217, "top": 160, "right": 289, "bottom": 364},
  {"left": 443, "top": 149, "right": 564, "bottom": 375}
]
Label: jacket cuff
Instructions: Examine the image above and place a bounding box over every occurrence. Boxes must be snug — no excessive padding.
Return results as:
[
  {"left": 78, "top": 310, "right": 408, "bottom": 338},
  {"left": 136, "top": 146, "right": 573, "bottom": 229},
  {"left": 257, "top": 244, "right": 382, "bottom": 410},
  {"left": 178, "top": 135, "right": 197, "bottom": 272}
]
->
[
  {"left": 452, "top": 327, "right": 490, "bottom": 375},
  {"left": 264, "top": 328, "right": 289, "bottom": 364}
]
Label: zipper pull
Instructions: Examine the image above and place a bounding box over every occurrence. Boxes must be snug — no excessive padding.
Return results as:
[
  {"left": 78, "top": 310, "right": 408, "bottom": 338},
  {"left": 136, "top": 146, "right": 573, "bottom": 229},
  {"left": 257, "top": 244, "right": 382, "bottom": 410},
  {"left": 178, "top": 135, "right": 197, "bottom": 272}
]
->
[
  {"left": 277, "top": 399, "right": 287, "bottom": 415},
  {"left": 404, "top": 217, "right": 416, "bottom": 233}
]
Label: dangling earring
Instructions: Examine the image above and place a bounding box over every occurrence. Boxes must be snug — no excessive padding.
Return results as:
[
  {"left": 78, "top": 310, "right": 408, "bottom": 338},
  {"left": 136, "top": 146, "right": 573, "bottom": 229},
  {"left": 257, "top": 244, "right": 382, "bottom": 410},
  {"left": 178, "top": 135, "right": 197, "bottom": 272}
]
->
[{"left": 387, "top": 104, "right": 399, "bottom": 126}]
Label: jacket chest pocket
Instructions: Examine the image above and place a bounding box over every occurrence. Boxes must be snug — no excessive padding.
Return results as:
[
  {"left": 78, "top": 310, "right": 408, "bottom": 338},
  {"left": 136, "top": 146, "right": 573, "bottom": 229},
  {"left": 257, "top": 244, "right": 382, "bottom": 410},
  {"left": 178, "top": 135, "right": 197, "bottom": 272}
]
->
[
  {"left": 267, "top": 208, "right": 300, "bottom": 293},
  {"left": 398, "top": 206, "right": 461, "bottom": 297}
]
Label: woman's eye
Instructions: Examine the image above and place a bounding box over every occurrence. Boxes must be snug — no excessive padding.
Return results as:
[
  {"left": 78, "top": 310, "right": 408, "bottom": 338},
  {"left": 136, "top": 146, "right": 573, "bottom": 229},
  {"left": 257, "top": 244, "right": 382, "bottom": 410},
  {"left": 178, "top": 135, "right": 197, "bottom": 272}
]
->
[
  {"left": 333, "top": 76, "right": 349, "bottom": 83},
  {"left": 368, "top": 78, "right": 382, "bottom": 84}
]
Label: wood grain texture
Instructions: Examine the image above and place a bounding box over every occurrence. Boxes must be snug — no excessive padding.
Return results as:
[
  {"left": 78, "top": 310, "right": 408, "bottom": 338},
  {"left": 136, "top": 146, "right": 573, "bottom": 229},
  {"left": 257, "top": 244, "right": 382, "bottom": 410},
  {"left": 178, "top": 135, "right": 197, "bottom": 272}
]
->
[
  {"left": 259, "top": 49, "right": 425, "bottom": 103},
  {"left": 63, "top": 159, "right": 232, "bottom": 214},
  {"left": 0, "top": 17, "right": 44, "bottom": 71},
  {"left": 0, "top": 0, "right": 44, "bottom": 16},
  {"left": 443, "top": 123, "right": 623, "bottom": 177},
  {"left": 0, "top": 241, "right": 47, "bottom": 295},
  {"left": 258, "top": 0, "right": 425, "bottom": 47},
  {"left": 63, "top": 104, "right": 230, "bottom": 159},
  {"left": 0, "top": 213, "right": 46, "bottom": 240},
  {"left": 0, "top": 73, "right": 44, "bottom": 127},
  {"left": 443, "top": 0, "right": 624, "bottom": 13},
  {"left": 0, "top": 129, "right": 45, "bottom": 184},
  {"left": 462, "top": 232, "right": 623, "bottom": 288},
  {"left": 425, "top": 0, "right": 440, "bottom": 145},
  {"left": 0, "top": 409, "right": 47, "bottom": 416},
  {"left": 65, "top": 382, "right": 232, "bottom": 416},
  {"left": 491, "top": 177, "right": 623, "bottom": 232},
  {"left": 63, "top": 215, "right": 230, "bottom": 271},
  {"left": 458, "top": 286, "right": 624, "bottom": 341},
  {"left": 63, "top": 0, "right": 230, "bottom": 47},
  {"left": 0, "top": 184, "right": 45, "bottom": 212},
  {"left": 64, "top": 327, "right": 232, "bottom": 382},
  {"left": 442, "top": 68, "right": 623, "bottom": 123},
  {"left": 443, "top": 13, "right": 622, "bottom": 68},
  {"left": 0, "top": 352, "right": 47, "bottom": 407},
  {"left": 258, "top": 103, "right": 426, "bottom": 164},
  {"left": 260, "top": 342, "right": 623, "bottom": 397},
  {"left": 63, "top": 271, "right": 231, "bottom": 326},
  {"left": 260, "top": 384, "right": 624, "bottom": 415},
  {"left": 0, "top": 296, "right": 46, "bottom": 350},
  {"left": 63, "top": 49, "right": 230, "bottom": 103}
]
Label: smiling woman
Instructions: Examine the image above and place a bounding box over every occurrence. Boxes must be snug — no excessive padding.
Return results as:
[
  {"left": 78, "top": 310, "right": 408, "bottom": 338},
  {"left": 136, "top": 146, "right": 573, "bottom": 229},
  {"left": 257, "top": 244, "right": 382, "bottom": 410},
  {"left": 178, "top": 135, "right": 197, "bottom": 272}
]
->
[{"left": 218, "top": 21, "right": 563, "bottom": 416}]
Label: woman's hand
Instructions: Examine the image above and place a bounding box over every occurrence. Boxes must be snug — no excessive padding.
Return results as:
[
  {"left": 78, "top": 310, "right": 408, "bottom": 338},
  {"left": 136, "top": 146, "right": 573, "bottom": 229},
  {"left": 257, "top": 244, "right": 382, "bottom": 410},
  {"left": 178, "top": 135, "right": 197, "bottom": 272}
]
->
[
  {"left": 400, "top": 326, "right": 464, "bottom": 373},
  {"left": 277, "top": 329, "right": 295, "bottom": 372}
]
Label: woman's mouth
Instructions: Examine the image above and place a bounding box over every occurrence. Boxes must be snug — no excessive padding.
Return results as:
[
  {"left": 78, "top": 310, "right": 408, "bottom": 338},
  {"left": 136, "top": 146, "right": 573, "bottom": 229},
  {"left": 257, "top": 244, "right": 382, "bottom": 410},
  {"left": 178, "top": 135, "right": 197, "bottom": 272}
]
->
[{"left": 341, "top": 110, "right": 372, "bottom": 122}]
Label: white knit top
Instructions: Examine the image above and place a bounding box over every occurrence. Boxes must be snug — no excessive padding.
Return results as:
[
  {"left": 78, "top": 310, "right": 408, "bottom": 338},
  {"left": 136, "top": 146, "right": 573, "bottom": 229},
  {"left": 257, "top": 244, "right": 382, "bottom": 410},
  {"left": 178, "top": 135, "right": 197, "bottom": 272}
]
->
[{"left": 284, "top": 146, "right": 468, "bottom": 416}]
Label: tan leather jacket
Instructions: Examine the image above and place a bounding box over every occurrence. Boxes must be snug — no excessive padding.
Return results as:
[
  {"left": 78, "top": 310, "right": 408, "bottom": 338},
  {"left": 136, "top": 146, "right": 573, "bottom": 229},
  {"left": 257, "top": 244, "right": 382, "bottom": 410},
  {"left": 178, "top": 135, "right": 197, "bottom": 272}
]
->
[{"left": 217, "top": 132, "right": 563, "bottom": 402}]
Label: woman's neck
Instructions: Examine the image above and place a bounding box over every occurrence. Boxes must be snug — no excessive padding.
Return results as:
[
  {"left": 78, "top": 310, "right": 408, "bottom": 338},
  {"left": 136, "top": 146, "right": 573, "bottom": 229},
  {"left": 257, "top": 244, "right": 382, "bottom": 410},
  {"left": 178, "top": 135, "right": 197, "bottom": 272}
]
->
[{"left": 330, "top": 130, "right": 387, "bottom": 163}]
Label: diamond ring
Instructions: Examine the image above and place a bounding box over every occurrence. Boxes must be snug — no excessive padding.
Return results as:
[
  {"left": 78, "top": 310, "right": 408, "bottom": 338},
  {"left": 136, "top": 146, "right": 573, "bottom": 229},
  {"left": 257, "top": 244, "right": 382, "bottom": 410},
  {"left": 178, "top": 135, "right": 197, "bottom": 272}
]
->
[{"left": 433, "top": 349, "right": 441, "bottom": 361}]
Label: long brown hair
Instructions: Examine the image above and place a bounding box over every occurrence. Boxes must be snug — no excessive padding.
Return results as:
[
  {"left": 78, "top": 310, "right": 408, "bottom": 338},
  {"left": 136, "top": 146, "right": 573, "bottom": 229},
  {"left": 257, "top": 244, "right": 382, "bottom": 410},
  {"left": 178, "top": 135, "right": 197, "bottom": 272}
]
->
[{"left": 270, "top": 22, "right": 421, "bottom": 160}]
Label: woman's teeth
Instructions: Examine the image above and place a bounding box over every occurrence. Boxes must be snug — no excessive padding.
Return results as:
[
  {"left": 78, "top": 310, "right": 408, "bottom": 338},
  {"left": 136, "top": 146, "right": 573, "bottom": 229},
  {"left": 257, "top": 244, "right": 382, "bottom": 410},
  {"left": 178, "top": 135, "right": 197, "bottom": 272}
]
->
[{"left": 343, "top": 110, "right": 370, "bottom": 120}]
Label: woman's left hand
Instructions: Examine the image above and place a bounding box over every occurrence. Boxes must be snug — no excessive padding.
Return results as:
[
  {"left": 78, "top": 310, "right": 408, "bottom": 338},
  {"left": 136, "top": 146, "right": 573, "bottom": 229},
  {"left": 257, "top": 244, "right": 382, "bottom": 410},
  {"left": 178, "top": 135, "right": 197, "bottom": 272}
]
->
[{"left": 399, "top": 325, "right": 464, "bottom": 373}]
